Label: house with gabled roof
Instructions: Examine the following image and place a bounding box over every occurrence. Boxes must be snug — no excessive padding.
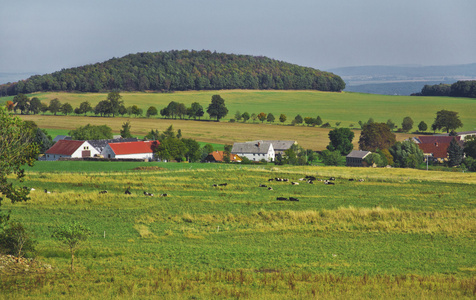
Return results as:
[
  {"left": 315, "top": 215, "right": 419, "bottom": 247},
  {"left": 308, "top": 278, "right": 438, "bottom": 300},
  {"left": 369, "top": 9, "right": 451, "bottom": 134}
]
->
[
  {"left": 256, "top": 140, "right": 296, "bottom": 155},
  {"left": 231, "top": 141, "right": 275, "bottom": 162},
  {"left": 346, "top": 150, "right": 371, "bottom": 167},
  {"left": 101, "top": 140, "right": 159, "bottom": 160},
  {"left": 413, "top": 136, "right": 463, "bottom": 161},
  {"left": 45, "top": 140, "right": 99, "bottom": 161},
  {"left": 204, "top": 151, "right": 242, "bottom": 163}
]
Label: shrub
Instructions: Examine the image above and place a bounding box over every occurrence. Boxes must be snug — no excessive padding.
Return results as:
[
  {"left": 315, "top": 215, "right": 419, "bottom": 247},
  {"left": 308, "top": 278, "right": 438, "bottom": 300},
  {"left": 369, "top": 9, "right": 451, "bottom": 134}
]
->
[
  {"left": 0, "top": 222, "right": 36, "bottom": 258},
  {"left": 321, "top": 122, "right": 331, "bottom": 128}
]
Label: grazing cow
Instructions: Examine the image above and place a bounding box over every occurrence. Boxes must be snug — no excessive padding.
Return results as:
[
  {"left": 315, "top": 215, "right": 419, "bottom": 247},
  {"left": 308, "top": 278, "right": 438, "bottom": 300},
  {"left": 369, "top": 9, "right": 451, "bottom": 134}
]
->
[
  {"left": 218, "top": 183, "right": 228, "bottom": 187},
  {"left": 44, "top": 189, "right": 51, "bottom": 194},
  {"left": 268, "top": 178, "right": 274, "bottom": 182},
  {"left": 358, "top": 179, "right": 365, "bottom": 182},
  {"left": 99, "top": 190, "right": 108, "bottom": 194},
  {"left": 305, "top": 176, "right": 317, "bottom": 181},
  {"left": 307, "top": 180, "right": 314, "bottom": 184},
  {"left": 276, "top": 197, "right": 288, "bottom": 201},
  {"left": 125, "top": 188, "right": 132, "bottom": 195},
  {"left": 143, "top": 191, "right": 154, "bottom": 196},
  {"left": 159, "top": 193, "right": 168, "bottom": 197},
  {"left": 291, "top": 182, "right": 299, "bottom": 185},
  {"left": 299, "top": 178, "right": 305, "bottom": 181},
  {"left": 325, "top": 181, "right": 335, "bottom": 185},
  {"left": 289, "top": 197, "right": 299, "bottom": 201},
  {"left": 283, "top": 178, "right": 289, "bottom": 182},
  {"left": 329, "top": 177, "right": 335, "bottom": 181},
  {"left": 349, "top": 179, "right": 354, "bottom": 181},
  {"left": 268, "top": 187, "right": 273, "bottom": 190},
  {"left": 259, "top": 184, "right": 267, "bottom": 188},
  {"left": 212, "top": 184, "right": 218, "bottom": 187}
]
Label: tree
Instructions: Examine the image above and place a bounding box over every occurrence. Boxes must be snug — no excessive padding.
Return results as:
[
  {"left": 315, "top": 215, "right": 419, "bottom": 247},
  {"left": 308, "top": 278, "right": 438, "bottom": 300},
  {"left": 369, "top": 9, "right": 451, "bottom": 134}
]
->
[
  {"left": 447, "top": 137, "right": 464, "bottom": 167},
  {"left": 257, "top": 112, "right": 267, "bottom": 123},
  {"left": 234, "top": 111, "right": 242, "bottom": 121},
  {"left": 294, "top": 114, "right": 303, "bottom": 125},
  {"left": 432, "top": 110, "right": 463, "bottom": 133},
  {"left": 29, "top": 97, "right": 41, "bottom": 114},
  {"left": 0, "top": 108, "right": 39, "bottom": 205},
  {"left": 78, "top": 101, "right": 92, "bottom": 115},
  {"left": 69, "top": 124, "right": 113, "bottom": 140},
  {"left": 52, "top": 222, "right": 92, "bottom": 272},
  {"left": 13, "top": 94, "right": 30, "bottom": 114},
  {"left": 94, "top": 100, "right": 111, "bottom": 117},
  {"left": 320, "top": 150, "right": 345, "bottom": 166},
  {"left": 106, "top": 91, "right": 123, "bottom": 117},
  {"left": 327, "top": 128, "right": 355, "bottom": 156},
  {"left": 5, "top": 101, "right": 14, "bottom": 111},
  {"left": 242, "top": 112, "right": 250, "bottom": 122},
  {"left": 155, "top": 137, "right": 187, "bottom": 161},
  {"left": 40, "top": 102, "right": 49, "bottom": 114},
  {"left": 146, "top": 106, "right": 158, "bottom": 118},
  {"left": 120, "top": 121, "right": 133, "bottom": 138},
  {"left": 145, "top": 129, "right": 160, "bottom": 141},
  {"left": 207, "top": 95, "right": 228, "bottom": 121},
  {"left": 130, "top": 105, "right": 142, "bottom": 117},
  {"left": 118, "top": 105, "right": 127, "bottom": 116},
  {"left": 176, "top": 103, "right": 187, "bottom": 119},
  {"left": 364, "top": 153, "right": 384, "bottom": 167},
  {"left": 250, "top": 113, "right": 257, "bottom": 123},
  {"left": 182, "top": 138, "right": 201, "bottom": 162},
  {"left": 315, "top": 116, "right": 323, "bottom": 126},
  {"left": 304, "top": 117, "right": 315, "bottom": 126},
  {"left": 401, "top": 116, "right": 414, "bottom": 132},
  {"left": 49, "top": 98, "right": 62, "bottom": 115},
  {"left": 34, "top": 128, "right": 54, "bottom": 154},
  {"left": 0, "top": 222, "right": 36, "bottom": 258},
  {"left": 279, "top": 114, "right": 286, "bottom": 123},
  {"left": 386, "top": 119, "right": 396, "bottom": 131},
  {"left": 389, "top": 140, "right": 424, "bottom": 168},
  {"left": 464, "top": 137, "right": 476, "bottom": 159},
  {"left": 188, "top": 102, "right": 204, "bottom": 120},
  {"left": 359, "top": 123, "right": 396, "bottom": 152},
  {"left": 61, "top": 103, "right": 73, "bottom": 115},
  {"left": 267, "top": 113, "right": 275, "bottom": 123},
  {"left": 418, "top": 121, "right": 428, "bottom": 132}
]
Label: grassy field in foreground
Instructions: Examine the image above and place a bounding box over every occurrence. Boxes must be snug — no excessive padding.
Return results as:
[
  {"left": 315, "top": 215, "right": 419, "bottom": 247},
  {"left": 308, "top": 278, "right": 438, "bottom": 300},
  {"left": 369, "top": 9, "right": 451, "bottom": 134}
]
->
[
  {"left": 1, "top": 162, "right": 475, "bottom": 298},
  {"left": 2, "top": 90, "right": 475, "bottom": 132}
]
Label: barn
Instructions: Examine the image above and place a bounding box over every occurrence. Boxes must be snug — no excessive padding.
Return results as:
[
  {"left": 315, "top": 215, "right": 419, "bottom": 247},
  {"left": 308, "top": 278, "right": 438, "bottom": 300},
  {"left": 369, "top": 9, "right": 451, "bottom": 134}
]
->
[
  {"left": 101, "top": 140, "right": 159, "bottom": 160},
  {"left": 45, "top": 140, "right": 100, "bottom": 161}
]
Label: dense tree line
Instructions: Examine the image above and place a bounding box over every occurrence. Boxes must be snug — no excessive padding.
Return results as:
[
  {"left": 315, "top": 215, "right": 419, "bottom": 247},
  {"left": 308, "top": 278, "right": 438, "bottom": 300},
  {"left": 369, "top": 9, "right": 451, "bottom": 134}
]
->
[
  {"left": 0, "top": 50, "right": 345, "bottom": 96},
  {"left": 412, "top": 80, "right": 476, "bottom": 98}
]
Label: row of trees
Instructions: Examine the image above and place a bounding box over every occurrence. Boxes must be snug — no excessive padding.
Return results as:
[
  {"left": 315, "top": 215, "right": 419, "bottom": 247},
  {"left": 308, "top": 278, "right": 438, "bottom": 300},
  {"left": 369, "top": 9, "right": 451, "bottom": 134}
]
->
[
  {"left": 413, "top": 80, "right": 476, "bottom": 98},
  {"left": 0, "top": 50, "right": 345, "bottom": 96}
]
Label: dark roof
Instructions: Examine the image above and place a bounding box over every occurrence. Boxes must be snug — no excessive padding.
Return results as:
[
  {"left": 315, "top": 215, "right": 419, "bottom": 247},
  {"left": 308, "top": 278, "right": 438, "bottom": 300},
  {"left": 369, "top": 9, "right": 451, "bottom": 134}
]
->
[
  {"left": 231, "top": 141, "right": 273, "bottom": 154},
  {"left": 53, "top": 135, "right": 72, "bottom": 142},
  {"left": 45, "top": 140, "right": 85, "bottom": 155},
  {"left": 415, "top": 136, "right": 459, "bottom": 144},
  {"left": 346, "top": 150, "right": 371, "bottom": 159},
  {"left": 88, "top": 138, "right": 139, "bottom": 152},
  {"left": 262, "top": 140, "right": 295, "bottom": 151}
]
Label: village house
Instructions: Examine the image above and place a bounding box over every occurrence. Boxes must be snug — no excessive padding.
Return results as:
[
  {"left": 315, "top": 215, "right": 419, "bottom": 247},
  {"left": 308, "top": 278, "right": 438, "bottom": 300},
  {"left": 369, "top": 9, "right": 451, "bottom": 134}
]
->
[
  {"left": 101, "top": 140, "right": 159, "bottom": 160},
  {"left": 346, "top": 150, "right": 371, "bottom": 167},
  {"left": 436, "top": 130, "right": 476, "bottom": 141},
  {"left": 413, "top": 136, "right": 463, "bottom": 162},
  {"left": 204, "top": 151, "right": 242, "bottom": 163},
  {"left": 231, "top": 141, "right": 275, "bottom": 162},
  {"left": 44, "top": 140, "right": 100, "bottom": 161}
]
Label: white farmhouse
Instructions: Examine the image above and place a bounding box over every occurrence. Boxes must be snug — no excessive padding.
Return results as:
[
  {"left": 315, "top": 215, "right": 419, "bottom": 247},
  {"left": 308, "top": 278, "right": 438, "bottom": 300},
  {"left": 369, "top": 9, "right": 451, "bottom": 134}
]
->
[
  {"left": 231, "top": 141, "right": 275, "bottom": 162},
  {"left": 101, "top": 141, "right": 158, "bottom": 160},
  {"left": 44, "top": 140, "right": 100, "bottom": 161}
]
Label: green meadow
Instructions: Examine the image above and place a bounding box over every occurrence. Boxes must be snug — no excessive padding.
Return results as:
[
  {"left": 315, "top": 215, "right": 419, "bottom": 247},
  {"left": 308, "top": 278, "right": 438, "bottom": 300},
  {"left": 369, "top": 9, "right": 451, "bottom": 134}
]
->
[
  {"left": 1, "top": 162, "right": 475, "bottom": 299},
  {"left": 2, "top": 90, "right": 475, "bottom": 131}
]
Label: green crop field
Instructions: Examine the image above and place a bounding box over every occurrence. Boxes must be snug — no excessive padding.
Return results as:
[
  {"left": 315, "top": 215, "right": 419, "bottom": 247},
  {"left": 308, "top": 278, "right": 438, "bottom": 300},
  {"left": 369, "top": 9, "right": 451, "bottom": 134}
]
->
[
  {"left": 1, "top": 90, "right": 475, "bottom": 131},
  {"left": 1, "top": 162, "right": 475, "bottom": 299}
]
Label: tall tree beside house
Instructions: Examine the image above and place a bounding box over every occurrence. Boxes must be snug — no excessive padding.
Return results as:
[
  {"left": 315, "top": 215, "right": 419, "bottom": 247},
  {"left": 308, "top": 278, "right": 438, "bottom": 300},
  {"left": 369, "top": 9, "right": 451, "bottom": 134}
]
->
[
  {"left": 120, "top": 121, "right": 133, "bottom": 138},
  {"left": 464, "top": 136, "right": 476, "bottom": 159},
  {"left": 327, "top": 128, "right": 354, "bottom": 156},
  {"left": 389, "top": 140, "right": 424, "bottom": 168},
  {"left": 401, "top": 116, "right": 414, "bottom": 132},
  {"left": 207, "top": 95, "right": 228, "bottom": 122},
  {"left": 432, "top": 110, "right": 463, "bottom": 133},
  {"left": 447, "top": 137, "right": 464, "bottom": 167},
  {"left": 358, "top": 122, "right": 396, "bottom": 152},
  {"left": 49, "top": 98, "right": 62, "bottom": 116}
]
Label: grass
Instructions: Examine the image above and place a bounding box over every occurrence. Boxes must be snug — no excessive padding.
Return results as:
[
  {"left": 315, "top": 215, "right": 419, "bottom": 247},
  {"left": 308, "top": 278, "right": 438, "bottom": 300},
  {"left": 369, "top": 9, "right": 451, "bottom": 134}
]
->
[
  {"left": 2, "top": 90, "right": 475, "bottom": 131},
  {"left": 1, "top": 162, "right": 475, "bottom": 298}
]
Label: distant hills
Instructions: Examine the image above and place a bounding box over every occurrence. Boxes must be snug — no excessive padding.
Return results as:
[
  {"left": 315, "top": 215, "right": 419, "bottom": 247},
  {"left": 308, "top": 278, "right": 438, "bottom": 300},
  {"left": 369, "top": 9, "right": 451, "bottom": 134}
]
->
[
  {"left": 0, "top": 50, "right": 345, "bottom": 96},
  {"left": 328, "top": 63, "right": 476, "bottom": 95}
]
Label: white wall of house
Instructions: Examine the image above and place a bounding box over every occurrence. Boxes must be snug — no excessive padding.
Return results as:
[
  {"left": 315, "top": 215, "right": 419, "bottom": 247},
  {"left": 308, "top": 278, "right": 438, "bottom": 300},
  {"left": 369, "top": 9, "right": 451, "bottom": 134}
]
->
[
  {"left": 234, "top": 146, "right": 275, "bottom": 162},
  {"left": 45, "top": 141, "right": 99, "bottom": 161},
  {"left": 45, "top": 154, "right": 71, "bottom": 161}
]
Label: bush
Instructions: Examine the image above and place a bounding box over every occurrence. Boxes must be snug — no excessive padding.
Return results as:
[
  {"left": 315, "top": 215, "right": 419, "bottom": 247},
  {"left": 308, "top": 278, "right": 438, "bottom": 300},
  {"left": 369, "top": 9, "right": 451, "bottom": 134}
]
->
[
  {"left": 321, "top": 122, "right": 331, "bottom": 128},
  {"left": 463, "top": 157, "right": 476, "bottom": 172},
  {"left": 319, "top": 150, "right": 345, "bottom": 166},
  {"left": 0, "top": 222, "right": 36, "bottom": 258},
  {"left": 229, "top": 119, "right": 235, "bottom": 123}
]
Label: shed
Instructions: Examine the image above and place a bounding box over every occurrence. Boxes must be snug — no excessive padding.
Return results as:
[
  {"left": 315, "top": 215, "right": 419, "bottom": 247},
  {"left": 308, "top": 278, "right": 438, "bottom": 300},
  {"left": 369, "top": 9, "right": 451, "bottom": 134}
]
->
[{"left": 346, "top": 150, "right": 371, "bottom": 167}]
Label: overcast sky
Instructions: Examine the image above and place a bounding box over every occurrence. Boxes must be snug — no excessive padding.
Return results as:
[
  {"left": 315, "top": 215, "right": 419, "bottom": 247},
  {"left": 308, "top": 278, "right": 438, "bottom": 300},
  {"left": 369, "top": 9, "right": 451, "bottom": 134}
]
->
[{"left": 1, "top": 0, "right": 475, "bottom": 75}]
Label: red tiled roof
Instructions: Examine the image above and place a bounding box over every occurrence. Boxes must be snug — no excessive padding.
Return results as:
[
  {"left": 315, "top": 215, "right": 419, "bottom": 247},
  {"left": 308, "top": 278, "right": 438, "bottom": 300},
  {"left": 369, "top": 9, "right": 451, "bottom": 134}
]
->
[
  {"left": 45, "top": 140, "right": 85, "bottom": 156},
  {"left": 416, "top": 136, "right": 461, "bottom": 159},
  {"left": 209, "top": 151, "right": 241, "bottom": 162},
  {"left": 108, "top": 141, "right": 159, "bottom": 155}
]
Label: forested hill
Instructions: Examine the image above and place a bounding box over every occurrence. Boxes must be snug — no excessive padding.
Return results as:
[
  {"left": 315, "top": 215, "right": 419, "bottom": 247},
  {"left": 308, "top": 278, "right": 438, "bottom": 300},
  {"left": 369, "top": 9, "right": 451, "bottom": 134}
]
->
[{"left": 0, "top": 50, "right": 345, "bottom": 96}]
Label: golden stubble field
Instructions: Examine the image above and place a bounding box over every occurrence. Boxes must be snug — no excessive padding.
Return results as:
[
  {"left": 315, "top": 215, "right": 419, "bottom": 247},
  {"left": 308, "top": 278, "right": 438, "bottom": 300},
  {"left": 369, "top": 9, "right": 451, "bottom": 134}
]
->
[{"left": 18, "top": 115, "right": 416, "bottom": 150}]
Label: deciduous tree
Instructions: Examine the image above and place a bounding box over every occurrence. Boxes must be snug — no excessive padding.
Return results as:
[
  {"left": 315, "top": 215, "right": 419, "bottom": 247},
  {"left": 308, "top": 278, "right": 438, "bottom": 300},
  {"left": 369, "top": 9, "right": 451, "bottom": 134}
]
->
[
  {"left": 120, "top": 121, "right": 133, "bottom": 138},
  {"left": 359, "top": 123, "right": 396, "bottom": 152},
  {"left": 418, "top": 121, "right": 428, "bottom": 132},
  {"left": 207, "top": 95, "right": 228, "bottom": 121},
  {"left": 401, "top": 116, "right": 414, "bottom": 132},
  {"left": 146, "top": 106, "right": 158, "bottom": 118},
  {"left": 52, "top": 222, "right": 91, "bottom": 272},
  {"left": 327, "top": 128, "right": 354, "bottom": 155},
  {"left": 257, "top": 112, "right": 267, "bottom": 123},
  {"left": 432, "top": 110, "right": 463, "bottom": 133},
  {"left": 279, "top": 114, "right": 286, "bottom": 123},
  {"left": 389, "top": 140, "right": 424, "bottom": 168},
  {"left": 267, "top": 113, "right": 275, "bottom": 123}
]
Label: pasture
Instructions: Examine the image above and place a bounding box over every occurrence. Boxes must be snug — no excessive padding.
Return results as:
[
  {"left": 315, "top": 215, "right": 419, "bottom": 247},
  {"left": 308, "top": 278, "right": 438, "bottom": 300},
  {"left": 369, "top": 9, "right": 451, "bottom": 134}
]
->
[
  {"left": 2, "top": 90, "right": 475, "bottom": 132},
  {"left": 1, "top": 162, "right": 475, "bottom": 299}
]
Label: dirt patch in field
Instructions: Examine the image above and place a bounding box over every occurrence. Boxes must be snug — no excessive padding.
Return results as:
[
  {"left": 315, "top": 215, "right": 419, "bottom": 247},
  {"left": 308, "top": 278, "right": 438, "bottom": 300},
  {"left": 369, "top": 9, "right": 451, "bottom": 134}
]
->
[{"left": 0, "top": 254, "right": 54, "bottom": 274}]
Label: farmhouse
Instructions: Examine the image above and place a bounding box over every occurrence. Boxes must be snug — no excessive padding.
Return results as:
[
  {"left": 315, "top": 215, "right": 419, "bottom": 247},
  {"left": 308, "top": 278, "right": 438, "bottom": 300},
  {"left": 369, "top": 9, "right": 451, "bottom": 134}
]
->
[
  {"left": 346, "top": 150, "right": 371, "bottom": 167},
  {"left": 205, "top": 151, "right": 242, "bottom": 163},
  {"left": 45, "top": 140, "right": 100, "bottom": 161},
  {"left": 231, "top": 141, "right": 275, "bottom": 162},
  {"left": 101, "top": 140, "right": 159, "bottom": 160},
  {"left": 413, "top": 136, "right": 463, "bottom": 162},
  {"left": 255, "top": 140, "right": 296, "bottom": 155}
]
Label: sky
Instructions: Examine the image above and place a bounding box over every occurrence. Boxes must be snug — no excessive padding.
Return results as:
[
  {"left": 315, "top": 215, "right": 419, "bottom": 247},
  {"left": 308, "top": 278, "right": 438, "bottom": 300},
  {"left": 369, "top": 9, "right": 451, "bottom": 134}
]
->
[{"left": 1, "top": 0, "right": 475, "bottom": 76}]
